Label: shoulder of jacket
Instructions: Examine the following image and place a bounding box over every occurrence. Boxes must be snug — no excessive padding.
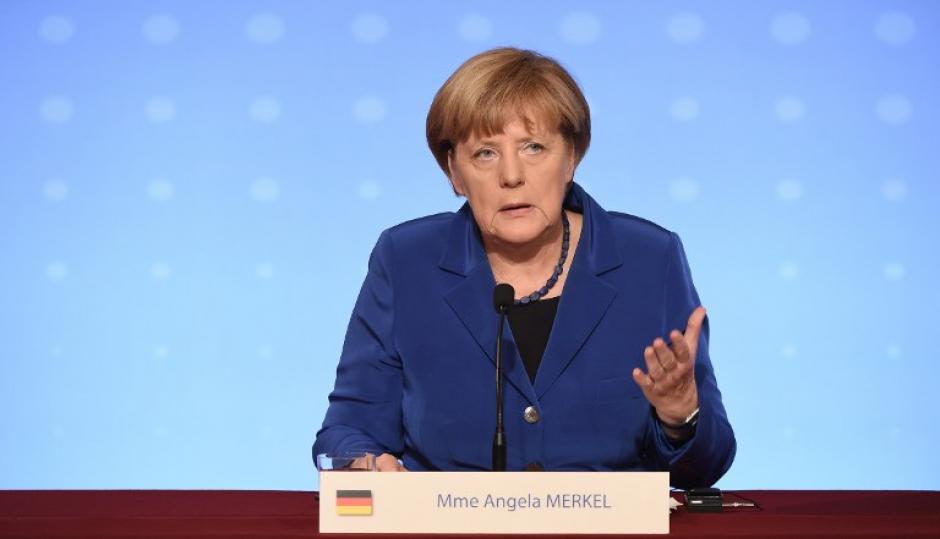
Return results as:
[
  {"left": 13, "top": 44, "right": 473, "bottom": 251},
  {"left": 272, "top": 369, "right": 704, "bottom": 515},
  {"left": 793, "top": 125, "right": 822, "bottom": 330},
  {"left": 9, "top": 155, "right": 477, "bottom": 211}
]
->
[
  {"left": 605, "top": 210, "right": 677, "bottom": 248},
  {"left": 373, "top": 211, "right": 456, "bottom": 255},
  {"left": 385, "top": 211, "right": 454, "bottom": 238}
]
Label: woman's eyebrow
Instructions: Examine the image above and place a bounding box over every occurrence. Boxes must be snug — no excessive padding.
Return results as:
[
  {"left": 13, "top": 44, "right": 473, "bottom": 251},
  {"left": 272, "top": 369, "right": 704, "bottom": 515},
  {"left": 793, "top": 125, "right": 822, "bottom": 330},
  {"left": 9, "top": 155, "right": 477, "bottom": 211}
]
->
[{"left": 475, "top": 135, "right": 541, "bottom": 146}]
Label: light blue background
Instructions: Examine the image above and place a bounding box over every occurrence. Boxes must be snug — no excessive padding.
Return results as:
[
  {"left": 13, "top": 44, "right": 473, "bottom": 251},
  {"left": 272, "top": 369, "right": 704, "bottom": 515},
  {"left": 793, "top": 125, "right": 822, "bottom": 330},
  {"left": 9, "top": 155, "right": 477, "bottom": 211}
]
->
[{"left": 1, "top": 0, "right": 937, "bottom": 491}]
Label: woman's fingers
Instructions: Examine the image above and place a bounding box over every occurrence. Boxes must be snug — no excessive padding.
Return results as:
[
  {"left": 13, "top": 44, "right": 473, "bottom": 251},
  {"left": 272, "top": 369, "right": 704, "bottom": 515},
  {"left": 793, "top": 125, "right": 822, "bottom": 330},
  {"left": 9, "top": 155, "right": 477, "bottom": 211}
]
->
[
  {"left": 632, "top": 367, "right": 654, "bottom": 395},
  {"left": 684, "top": 306, "right": 706, "bottom": 360},
  {"left": 670, "top": 330, "right": 690, "bottom": 365},
  {"left": 633, "top": 312, "right": 704, "bottom": 415},
  {"left": 636, "top": 310, "right": 705, "bottom": 405},
  {"left": 376, "top": 453, "right": 407, "bottom": 472},
  {"left": 653, "top": 337, "right": 678, "bottom": 373},
  {"left": 644, "top": 345, "right": 664, "bottom": 382}
]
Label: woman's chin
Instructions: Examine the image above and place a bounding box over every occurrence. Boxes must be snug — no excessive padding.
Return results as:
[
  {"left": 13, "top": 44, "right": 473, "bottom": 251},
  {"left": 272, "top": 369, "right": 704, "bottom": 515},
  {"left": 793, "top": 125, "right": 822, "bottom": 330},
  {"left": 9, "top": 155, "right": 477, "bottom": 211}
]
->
[{"left": 489, "top": 221, "right": 547, "bottom": 246}]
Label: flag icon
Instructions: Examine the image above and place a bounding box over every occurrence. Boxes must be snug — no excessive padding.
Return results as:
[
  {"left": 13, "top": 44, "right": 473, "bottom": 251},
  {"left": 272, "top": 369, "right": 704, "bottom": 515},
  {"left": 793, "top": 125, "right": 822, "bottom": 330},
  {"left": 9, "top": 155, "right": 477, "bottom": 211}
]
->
[{"left": 336, "top": 490, "right": 373, "bottom": 516}]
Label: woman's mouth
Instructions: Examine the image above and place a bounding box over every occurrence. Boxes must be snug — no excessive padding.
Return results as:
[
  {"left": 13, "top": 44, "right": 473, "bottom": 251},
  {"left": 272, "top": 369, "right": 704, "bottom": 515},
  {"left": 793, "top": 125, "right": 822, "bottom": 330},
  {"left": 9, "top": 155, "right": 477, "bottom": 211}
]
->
[{"left": 500, "top": 203, "right": 533, "bottom": 217}]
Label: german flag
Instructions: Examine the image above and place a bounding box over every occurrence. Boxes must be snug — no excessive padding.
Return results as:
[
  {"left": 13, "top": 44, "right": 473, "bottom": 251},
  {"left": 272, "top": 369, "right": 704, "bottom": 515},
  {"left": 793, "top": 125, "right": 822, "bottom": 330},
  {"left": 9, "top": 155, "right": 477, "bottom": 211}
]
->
[{"left": 336, "top": 490, "right": 373, "bottom": 516}]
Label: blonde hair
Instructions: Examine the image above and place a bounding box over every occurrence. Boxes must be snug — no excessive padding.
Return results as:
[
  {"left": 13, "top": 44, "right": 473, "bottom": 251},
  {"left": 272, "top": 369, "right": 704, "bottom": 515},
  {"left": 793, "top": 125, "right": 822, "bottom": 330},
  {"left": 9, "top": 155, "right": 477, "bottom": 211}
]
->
[{"left": 426, "top": 47, "right": 591, "bottom": 179}]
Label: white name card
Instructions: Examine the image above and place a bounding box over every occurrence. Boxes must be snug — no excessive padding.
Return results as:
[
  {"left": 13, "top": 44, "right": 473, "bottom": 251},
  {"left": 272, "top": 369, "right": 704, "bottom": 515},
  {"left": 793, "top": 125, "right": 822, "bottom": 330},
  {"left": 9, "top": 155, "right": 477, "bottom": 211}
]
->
[{"left": 319, "top": 471, "right": 669, "bottom": 534}]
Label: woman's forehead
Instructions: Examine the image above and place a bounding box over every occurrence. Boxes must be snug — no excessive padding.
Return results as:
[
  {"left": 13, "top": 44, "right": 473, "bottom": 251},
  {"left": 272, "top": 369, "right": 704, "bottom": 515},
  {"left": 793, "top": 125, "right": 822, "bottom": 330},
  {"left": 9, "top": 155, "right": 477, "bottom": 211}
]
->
[{"left": 463, "top": 112, "right": 558, "bottom": 143}]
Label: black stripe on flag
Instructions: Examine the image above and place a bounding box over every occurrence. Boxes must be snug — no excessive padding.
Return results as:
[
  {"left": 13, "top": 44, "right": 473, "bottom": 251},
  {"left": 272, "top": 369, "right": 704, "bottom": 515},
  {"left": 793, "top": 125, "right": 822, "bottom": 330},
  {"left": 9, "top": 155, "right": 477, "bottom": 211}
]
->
[{"left": 337, "top": 490, "right": 372, "bottom": 498}]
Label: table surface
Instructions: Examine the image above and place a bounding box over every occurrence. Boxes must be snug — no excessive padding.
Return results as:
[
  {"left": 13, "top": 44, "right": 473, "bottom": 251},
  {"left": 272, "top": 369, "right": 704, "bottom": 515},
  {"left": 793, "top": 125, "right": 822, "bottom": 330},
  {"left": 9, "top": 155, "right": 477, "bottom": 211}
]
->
[{"left": 1, "top": 490, "right": 938, "bottom": 538}]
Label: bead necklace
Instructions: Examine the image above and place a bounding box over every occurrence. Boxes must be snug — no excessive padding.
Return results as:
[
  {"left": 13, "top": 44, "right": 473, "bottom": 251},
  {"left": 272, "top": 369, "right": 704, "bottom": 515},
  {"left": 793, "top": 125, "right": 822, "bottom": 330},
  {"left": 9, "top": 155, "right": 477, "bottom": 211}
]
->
[{"left": 516, "top": 211, "right": 570, "bottom": 305}]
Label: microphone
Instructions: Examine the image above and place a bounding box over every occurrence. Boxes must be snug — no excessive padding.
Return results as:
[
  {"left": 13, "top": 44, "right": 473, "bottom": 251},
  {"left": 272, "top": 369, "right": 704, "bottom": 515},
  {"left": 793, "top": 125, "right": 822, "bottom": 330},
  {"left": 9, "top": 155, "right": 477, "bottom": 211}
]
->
[
  {"left": 493, "top": 283, "right": 515, "bottom": 313},
  {"left": 492, "top": 283, "right": 514, "bottom": 472}
]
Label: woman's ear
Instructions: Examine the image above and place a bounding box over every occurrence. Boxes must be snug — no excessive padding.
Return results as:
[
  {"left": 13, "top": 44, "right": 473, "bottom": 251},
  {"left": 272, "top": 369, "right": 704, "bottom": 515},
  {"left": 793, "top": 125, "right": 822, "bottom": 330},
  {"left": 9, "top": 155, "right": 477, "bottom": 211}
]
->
[{"left": 447, "top": 150, "right": 465, "bottom": 197}]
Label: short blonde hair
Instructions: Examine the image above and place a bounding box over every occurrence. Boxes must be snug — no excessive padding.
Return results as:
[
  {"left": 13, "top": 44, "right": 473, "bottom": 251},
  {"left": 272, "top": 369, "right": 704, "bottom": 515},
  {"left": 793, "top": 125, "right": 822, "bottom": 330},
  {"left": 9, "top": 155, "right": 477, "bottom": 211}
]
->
[{"left": 426, "top": 47, "right": 591, "bottom": 178}]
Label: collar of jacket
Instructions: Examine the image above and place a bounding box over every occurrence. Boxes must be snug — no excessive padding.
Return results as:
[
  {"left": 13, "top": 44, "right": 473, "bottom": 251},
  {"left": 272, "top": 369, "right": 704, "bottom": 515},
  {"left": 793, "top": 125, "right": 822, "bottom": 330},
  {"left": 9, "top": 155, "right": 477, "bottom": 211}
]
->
[{"left": 437, "top": 182, "right": 624, "bottom": 276}]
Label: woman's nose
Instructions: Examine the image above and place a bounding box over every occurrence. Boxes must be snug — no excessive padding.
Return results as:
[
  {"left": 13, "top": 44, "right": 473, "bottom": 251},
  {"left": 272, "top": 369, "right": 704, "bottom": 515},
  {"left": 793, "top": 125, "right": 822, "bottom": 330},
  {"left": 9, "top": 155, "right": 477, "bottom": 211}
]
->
[{"left": 499, "top": 153, "right": 524, "bottom": 188}]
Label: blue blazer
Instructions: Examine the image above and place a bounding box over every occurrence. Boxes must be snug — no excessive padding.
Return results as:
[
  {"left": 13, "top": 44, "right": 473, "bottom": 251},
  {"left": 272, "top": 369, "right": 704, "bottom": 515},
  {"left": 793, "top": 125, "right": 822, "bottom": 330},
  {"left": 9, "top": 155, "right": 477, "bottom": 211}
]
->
[{"left": 313, "top": 184, "right": 736, "bottom": 488}]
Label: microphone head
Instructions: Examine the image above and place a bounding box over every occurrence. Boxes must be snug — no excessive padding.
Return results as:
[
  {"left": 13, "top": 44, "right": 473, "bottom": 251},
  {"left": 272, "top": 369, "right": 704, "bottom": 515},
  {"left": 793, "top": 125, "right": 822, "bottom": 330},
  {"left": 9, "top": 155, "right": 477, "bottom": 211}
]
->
[{"left": 493, "top": 283, "right": 515, "bottom": 313}]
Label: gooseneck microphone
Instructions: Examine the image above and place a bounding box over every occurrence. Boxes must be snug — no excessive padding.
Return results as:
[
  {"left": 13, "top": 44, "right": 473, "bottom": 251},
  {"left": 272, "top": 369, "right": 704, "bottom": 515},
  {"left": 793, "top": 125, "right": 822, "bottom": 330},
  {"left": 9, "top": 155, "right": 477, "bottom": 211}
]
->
[{"left": 492, "top": 283, "right": 515, "bottom": 472}]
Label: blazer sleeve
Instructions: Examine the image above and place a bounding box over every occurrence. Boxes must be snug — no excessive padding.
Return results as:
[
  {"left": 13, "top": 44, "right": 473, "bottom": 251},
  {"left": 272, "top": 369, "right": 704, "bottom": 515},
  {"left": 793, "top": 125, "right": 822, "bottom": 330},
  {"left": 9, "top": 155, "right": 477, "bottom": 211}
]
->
[
  {"left": 646, "top": 232, "right": 737, "bottom": 488},
  {"left": 312, "top": 230, "right": 404, "bottom": 462}
]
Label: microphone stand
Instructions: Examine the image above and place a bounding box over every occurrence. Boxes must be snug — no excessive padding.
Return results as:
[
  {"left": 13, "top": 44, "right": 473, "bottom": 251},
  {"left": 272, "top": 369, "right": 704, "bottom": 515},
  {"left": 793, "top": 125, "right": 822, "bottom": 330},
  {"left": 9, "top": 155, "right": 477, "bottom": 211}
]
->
[{"left": 493, "top": 306, "right": 507, "bottom": 471}]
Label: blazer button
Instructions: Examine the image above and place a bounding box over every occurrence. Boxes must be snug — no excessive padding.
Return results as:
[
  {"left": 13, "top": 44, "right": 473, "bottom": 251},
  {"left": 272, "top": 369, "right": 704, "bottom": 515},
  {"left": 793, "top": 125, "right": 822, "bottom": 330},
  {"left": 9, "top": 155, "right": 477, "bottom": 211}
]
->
[
  {"left": 523, "top": 405, "right": 540, "bottom": 424},
  {"left": 525, "top": 461, "right": 544, "bottom": 471}
]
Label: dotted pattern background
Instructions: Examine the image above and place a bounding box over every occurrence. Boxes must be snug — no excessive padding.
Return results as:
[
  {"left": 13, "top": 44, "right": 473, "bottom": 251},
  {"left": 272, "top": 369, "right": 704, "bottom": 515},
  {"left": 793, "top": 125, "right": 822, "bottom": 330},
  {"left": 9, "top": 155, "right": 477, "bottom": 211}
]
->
[{"left": 0, "top": 1, "right": 937, "bottom": 490}]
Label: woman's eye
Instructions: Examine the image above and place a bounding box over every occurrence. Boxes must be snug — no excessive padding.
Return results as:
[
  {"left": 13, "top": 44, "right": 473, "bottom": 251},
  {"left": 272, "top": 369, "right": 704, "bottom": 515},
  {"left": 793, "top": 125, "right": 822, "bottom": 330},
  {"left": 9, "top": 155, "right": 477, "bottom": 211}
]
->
[
  {"left": 474, "top": 148, "right": 496, "bottom": 160},
  {"left": 523, "top": 142, "right": 544, "bottom": 153}
]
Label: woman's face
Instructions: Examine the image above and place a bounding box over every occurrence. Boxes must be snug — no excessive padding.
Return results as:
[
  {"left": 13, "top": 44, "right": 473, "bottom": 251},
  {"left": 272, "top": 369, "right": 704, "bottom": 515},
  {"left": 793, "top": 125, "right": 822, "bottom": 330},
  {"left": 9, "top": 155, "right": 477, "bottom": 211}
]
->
[{"left": 447, "top": 116, "right": 576, "bottom": 247}]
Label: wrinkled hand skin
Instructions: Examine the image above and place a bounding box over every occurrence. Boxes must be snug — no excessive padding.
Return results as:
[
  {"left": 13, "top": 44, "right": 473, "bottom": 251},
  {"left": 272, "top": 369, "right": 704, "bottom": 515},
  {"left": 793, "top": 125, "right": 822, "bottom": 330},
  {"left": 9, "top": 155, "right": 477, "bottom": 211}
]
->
[
  {"left": 375, "top": 453, "right": 407, "bottom": 471},
  {"left": 632, "top": 306, "right": 706, "bottom": 425}
]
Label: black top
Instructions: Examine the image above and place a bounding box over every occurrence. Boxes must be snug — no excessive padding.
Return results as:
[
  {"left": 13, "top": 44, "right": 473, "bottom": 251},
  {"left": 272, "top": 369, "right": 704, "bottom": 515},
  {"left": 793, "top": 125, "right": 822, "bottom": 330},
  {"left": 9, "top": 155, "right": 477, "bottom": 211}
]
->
[{"left": 507, "top": 296, "right": 561, "bottom": 383}]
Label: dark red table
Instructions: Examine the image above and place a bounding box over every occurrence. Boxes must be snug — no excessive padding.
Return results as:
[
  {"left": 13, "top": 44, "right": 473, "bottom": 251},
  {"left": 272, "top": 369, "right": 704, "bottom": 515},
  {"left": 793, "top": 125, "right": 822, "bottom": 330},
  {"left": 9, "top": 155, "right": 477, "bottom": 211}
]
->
[{"left": 1, "top": 490, "right": 938, "bottom": 537}]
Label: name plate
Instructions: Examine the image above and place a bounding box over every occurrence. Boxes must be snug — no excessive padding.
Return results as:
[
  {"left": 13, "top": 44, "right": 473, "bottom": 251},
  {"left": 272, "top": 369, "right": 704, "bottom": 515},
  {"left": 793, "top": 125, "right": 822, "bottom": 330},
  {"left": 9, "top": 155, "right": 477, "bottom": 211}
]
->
[{"left": 319, "top": 471, "right": 669, "bottom": 534}]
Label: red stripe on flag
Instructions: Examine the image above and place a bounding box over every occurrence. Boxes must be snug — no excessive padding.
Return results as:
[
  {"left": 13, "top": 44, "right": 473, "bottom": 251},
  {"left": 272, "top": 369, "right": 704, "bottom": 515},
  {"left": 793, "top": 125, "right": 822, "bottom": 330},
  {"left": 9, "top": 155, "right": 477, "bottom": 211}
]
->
[{"left": 336, "top": 497, "right": 372, "bottom": 506}]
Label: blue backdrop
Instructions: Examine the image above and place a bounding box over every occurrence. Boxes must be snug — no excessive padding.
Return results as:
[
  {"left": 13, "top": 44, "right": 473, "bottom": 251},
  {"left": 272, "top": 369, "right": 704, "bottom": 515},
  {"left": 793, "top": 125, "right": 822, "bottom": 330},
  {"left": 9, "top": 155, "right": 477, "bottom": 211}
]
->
[{"left": 1, "top": 0, "right": 938, "bottom": 491}]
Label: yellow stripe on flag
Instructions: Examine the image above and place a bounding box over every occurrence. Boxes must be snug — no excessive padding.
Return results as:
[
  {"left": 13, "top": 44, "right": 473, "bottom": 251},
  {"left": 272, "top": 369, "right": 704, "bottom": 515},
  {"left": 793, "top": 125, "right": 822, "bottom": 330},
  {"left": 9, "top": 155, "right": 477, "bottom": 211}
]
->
[{"left": 337, "top": 505, "right": 372, "bottom": 516}]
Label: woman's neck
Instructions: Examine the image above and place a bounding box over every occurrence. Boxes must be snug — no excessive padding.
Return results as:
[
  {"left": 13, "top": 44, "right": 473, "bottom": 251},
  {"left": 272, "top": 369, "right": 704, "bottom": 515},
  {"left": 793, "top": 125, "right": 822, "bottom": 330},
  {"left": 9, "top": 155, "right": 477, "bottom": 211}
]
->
[{"left": 484, "top": 210, "right": 581, "bottom": 298}]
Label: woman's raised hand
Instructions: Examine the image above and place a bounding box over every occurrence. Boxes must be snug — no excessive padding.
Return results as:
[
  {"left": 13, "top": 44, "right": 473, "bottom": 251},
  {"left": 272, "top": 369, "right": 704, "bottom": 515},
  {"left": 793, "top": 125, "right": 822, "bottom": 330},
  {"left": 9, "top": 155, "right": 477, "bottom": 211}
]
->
[{"left": 631, "top": 306, "right": 706, "bottom": 425}]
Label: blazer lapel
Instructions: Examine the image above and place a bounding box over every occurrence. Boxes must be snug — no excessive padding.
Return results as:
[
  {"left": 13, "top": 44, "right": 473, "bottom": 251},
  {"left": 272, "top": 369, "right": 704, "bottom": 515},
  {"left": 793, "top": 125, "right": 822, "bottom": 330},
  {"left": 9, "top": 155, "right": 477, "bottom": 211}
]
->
[
  {"left": 440, "top": 204, "right": 538, "bottom": 403},
  {"left": 532, "top": 263, "right": 617, "bottom": 399},
  {"left": 533, "top": 184, "right": 623, "bottom": 399}
]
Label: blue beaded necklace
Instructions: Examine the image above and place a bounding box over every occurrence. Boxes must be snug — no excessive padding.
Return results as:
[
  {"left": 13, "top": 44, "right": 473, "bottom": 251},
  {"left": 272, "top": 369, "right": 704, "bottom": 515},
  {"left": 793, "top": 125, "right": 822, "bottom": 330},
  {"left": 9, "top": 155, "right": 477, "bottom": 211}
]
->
[{"left": 516, "top": 211, "right": 570, "bottom": 305}]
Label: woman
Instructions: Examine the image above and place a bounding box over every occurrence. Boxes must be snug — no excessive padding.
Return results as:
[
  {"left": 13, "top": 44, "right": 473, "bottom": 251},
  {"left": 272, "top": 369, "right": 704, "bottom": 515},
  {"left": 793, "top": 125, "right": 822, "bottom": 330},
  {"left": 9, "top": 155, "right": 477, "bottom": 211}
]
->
[{"left": 313, "top": 48, "right": 735, "bottom": 488}]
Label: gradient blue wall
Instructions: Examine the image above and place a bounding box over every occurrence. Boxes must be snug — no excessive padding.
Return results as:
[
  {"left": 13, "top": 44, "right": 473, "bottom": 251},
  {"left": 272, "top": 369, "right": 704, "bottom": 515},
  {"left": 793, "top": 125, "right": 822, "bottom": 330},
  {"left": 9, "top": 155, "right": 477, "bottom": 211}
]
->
[{"left": 1, "top": 0, "right": 938, "bottom": 490}]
